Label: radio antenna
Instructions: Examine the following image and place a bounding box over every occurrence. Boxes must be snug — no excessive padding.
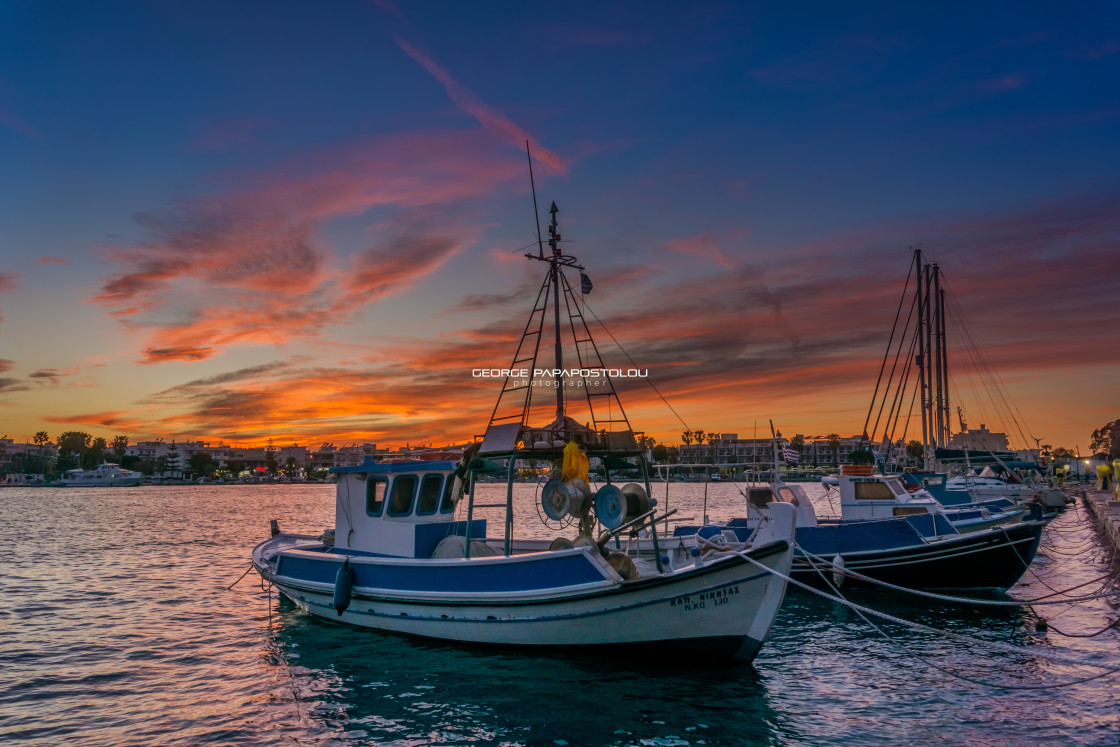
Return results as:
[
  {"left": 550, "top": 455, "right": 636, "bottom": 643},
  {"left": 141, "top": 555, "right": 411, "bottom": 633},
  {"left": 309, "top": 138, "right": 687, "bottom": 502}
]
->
[{"left": 526, "top": 141, "right": 545, "bottom": 259}]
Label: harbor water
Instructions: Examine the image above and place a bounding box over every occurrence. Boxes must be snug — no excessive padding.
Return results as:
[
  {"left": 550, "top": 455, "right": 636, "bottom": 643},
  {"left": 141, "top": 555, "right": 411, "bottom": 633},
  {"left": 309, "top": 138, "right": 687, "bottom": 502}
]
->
[{"left": 2, "top": 483, "right": 1118, "bottom": 745}]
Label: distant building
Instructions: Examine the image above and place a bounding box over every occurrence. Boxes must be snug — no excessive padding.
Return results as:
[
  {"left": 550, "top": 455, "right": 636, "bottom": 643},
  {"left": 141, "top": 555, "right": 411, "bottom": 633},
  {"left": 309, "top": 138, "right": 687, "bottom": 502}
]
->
[
  {"left": 125, "top": 440, "right": 311, "bottom": 473},
  {"left": 948, "top": 424, "right": 1010, "bottom": 452},
  {"left": 677, "top": 432, "right": 905, "bottom": 467},
  {"left": 0, "top": 437, "right": 60, "bottom": 472}
]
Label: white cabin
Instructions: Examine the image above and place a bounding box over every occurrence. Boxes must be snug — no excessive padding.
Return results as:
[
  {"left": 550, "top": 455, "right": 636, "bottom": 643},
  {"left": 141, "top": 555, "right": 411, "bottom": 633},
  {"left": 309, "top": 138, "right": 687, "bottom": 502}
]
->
[{"left": 330, "top": 458, "right": 482, "bottom": 558}]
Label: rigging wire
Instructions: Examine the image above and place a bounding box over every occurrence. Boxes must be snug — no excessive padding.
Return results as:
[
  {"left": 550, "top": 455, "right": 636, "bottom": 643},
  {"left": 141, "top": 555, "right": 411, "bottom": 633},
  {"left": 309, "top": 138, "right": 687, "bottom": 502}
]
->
[
  {"left": 574, "top": 295, "right": 693, "bottom": 433},
  {"left": 861, "top": 256, "right": 916, "bottom": 446}
]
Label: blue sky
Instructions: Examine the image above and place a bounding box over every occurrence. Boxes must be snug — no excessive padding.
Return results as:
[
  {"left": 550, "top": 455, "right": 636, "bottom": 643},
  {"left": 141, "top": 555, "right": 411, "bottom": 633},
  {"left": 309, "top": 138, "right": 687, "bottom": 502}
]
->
[{"left": 0, "top": 1, "right": 1117, "bottom": 451}]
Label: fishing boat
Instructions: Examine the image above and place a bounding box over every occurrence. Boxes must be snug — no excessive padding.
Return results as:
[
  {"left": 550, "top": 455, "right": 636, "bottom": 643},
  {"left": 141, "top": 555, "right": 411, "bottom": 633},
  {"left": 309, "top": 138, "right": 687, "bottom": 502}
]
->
[
  {"left": 667, "top": 440, "right": 1046, "bottom": 591},
  {"left": 856, "top": 250, "right": 1069, "bottom": 510},
  {"left": 59, "top": 462, "right": 143, "bottom": 487},
  {"left": 905, "top": 470, "right": 1072, "bottom": 511},
  {"left": 670, "top": 471, "right": 1046, "bottom": 591},
  {"left": 251, "top": 192, "right": 797, "bottom": 661}
]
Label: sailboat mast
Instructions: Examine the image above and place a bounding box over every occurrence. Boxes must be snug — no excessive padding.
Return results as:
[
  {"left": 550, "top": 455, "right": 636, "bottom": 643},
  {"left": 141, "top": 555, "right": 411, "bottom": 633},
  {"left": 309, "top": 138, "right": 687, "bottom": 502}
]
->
[
  {"left": 914, "top": 249, "right": 929, "bottom": 467},
  {"left": 548, "top": 203, "right": 565, "bottom": 424},
  {"left": 939, "top": 280, "right": 950, "bottom": 446},
  {"left": 932, "top": 263, "right": 945, "bottom": 450}
]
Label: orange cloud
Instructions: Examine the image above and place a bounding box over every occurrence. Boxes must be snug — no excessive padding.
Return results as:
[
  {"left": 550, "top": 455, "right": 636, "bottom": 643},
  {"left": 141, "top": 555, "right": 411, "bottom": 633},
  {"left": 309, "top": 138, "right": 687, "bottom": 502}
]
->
[
  {"left": 91, "top": 131, "right": 524, "bottom": 363},
  {"left": 68, "top": 189, "right": 1120, "bottom": 449}
]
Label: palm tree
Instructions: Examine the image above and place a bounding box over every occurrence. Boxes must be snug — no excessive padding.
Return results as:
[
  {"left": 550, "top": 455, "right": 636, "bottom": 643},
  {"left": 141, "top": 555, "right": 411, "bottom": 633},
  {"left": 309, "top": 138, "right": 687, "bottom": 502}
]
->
[
  {"left": 681, "top": 430, "right": 693, "bottom": 446},
  {"left": 826, "top": 433, "right": 841, "bottom": 467},
  {"left": 112, "top": 435, "right": 129, "bottom": 463},
  {"left": 33, "top": 431, "right": 50, "bottom": 475},
  {"left": 706, "top": 433, "right": 720, "bottom": 464}
]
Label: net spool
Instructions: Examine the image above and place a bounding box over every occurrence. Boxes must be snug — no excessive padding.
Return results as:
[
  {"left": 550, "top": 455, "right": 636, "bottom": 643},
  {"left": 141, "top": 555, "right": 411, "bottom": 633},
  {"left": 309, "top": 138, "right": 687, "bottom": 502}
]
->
[
  {"left": 549, "top": 536, "right": 574, "bottom": 551},
  {"left": 541, "top": 479, "right": 571, "bottom": 521},
  {"left": 620, "top": 483, "right": 652, "bottom": 520},
  {"left": 567, "top": 478, "right": 591, "bottom": 516},
  {"left": 594, "top": 484, "right": 626, "bottom": 530}
]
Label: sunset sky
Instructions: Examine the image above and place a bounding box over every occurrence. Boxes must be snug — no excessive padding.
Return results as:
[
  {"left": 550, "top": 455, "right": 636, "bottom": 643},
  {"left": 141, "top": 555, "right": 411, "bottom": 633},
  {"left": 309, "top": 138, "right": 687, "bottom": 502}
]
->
[{"left": 1, "top": 1, "right": 1118, "bottom": 452}]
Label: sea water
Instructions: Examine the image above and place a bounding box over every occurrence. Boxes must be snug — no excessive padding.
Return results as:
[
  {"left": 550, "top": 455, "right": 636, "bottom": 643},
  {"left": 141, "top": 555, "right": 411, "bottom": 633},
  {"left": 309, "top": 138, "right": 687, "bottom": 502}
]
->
[{"left": 1, "top": 483, "right": 1118, "bottom": 745}]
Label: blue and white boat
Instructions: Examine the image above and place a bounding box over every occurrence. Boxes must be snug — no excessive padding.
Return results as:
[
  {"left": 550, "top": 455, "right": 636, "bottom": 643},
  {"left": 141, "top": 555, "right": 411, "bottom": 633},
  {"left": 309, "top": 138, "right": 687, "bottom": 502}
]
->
[
  {"left": 672, "top": 461, "right": 1045, "bottom": 591},
  {"left": 906, "top": 470, "right": 1072, "bottom": 511},
  {"left": 253, "top": 459, "right": 796, "bottom": 659},
  {"left": 251, "top": 196, "right": 797, "bottom": 661}
]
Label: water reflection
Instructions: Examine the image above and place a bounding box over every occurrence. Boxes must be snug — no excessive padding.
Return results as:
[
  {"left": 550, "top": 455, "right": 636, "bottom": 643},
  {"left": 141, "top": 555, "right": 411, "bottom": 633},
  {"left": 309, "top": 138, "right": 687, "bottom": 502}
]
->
[{"left": 264, "top": 595, "right": 790, "bottom": 745}]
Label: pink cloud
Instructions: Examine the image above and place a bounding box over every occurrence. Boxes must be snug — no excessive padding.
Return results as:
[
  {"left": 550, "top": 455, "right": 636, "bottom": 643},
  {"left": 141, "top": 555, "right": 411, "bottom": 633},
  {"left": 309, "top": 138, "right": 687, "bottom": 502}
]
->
[
  {"left": 368, "top": 0, "right": 407, "bottom": 22},
  {"left": 394, "top": 37, "right": 567, "bottom": 176},
  {"left": 91, "top": 131, "right": 529, "bottom": 363},
  {"left": 662, "top": 231, "right": 746, "bottom": 269},
  {"left": 37, "top": 256, "right": 69, "bottom": 265}
]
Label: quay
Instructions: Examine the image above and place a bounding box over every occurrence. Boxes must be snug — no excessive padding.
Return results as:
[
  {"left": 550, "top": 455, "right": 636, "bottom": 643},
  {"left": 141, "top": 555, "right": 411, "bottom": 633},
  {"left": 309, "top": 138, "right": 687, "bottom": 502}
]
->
[{"left": 1081, "top": 486, "right": 1120, "bottom": 554}]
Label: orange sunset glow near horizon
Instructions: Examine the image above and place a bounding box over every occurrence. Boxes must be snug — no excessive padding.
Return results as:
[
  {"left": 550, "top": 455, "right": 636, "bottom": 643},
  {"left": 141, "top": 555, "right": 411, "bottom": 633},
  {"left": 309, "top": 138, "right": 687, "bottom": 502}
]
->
[{"left": 1, "top": 3, "right": 1118, "bottom": 454}]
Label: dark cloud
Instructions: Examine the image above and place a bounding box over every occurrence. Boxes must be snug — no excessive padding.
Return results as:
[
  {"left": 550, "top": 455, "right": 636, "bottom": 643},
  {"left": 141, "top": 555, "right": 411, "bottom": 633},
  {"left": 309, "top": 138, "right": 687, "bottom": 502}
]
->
[{"left": 0, "top": 378, "right": 30, "bottom": 394}]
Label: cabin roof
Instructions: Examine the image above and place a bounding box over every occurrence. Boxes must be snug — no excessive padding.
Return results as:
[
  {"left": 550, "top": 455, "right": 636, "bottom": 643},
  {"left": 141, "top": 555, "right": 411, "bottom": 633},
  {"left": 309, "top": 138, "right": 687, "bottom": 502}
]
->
[{"left": 330, "top": 456, "right": 457, "bottom": 474}]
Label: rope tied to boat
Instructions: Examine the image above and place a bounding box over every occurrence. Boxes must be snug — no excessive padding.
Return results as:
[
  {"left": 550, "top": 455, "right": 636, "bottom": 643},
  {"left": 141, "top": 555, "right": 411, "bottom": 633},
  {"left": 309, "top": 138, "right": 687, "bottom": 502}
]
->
[
  {"left": 734, "top": 546, "right": 1120, "bottom": 689},
  {"left": 226, "top": 563, "right": 256, "bottom": 590},
  {"left": 793, "top": 544, "right": 1120, "bottom": 607}
]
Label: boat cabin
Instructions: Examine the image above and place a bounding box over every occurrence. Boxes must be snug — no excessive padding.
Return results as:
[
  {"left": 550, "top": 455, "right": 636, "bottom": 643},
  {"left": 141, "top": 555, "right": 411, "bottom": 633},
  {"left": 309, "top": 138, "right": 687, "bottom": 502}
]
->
[
  {"left": 747, "top": 483, "right": 819, "bottom": 527},
  {"left": 838, "top": 474, "right": 939, "bottom": 520},
  {"left": 330, "top": 458, "right": 484, "bottom": 558}
]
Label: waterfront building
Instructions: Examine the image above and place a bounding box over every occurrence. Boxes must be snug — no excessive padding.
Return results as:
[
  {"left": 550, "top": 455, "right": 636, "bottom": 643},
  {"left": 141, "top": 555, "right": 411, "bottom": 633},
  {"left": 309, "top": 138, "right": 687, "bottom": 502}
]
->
[
  {"left": 948, "top": 424, "right": 1010, "bottom": 452},
  {"left": 677, "top": 433, "right": 907, "bottom": 467},
  {"left": 0, "top": 437, "right": 60, "bottom": 473}
]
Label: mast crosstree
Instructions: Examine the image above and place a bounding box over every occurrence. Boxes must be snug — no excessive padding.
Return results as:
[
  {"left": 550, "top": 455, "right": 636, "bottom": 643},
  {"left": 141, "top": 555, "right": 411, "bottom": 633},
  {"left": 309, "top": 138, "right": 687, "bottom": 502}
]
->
[{"left": 484, "top": 185, "right": 634, "bottom": 444}]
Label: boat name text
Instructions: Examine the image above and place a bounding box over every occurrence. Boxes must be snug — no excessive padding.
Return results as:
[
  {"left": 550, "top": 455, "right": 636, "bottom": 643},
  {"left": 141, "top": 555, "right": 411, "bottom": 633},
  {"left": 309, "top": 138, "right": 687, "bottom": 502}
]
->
[{"left": 670, "top": 586, "right": 739, "bottom": 611}]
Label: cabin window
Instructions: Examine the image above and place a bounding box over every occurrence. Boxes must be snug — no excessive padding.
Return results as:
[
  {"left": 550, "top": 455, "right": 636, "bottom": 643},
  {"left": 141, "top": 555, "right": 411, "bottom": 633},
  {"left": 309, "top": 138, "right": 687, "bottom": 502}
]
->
[
  {"left": 776, "top": 486, "right": 800, "bottom": 507},
  {"left": 440, "top": 475, "right": 459, "bottom": 513},
  {"left": 748, "top": 488, "right": 774, "bottom": 509},
  {"left": 417, "top": 474, "right": 443, "bottom": 515},
  {"left": 886, "top": 479, "right": 906, "bottom": 495},
  {"left": 853, "top": 481, "right": 895, "bottom": 500},
  {"left": 388, "top": 475, "right": 418, "bottom": 516},
  {"left": 366, "top": 477, "right": 388, "bottom": 515}
]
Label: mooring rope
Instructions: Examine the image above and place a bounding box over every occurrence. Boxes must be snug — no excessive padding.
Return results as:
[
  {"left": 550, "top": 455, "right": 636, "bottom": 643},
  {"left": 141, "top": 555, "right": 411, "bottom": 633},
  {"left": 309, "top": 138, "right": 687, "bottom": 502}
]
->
[
  {"left": 794, "top": 551, "right": 1119, "bottom": 688},
  {"left": 793, "top": 545, "right": 1120, "bottom": 607},
  {"left": 734, "top": 548, "right": 1120, "bottom": 685},
  {"left": 227, "top": 562, "right": 256, "bottom": 590}
]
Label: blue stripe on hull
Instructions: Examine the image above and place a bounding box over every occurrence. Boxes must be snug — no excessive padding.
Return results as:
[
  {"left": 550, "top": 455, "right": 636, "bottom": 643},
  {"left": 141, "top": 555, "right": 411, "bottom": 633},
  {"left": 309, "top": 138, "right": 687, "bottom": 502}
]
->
[
  {"left": 791, "top": 523, "right": 1043, "bottom": 590},
  {"left": 276, "top": 550, "right": 607, "bottom": 593}
]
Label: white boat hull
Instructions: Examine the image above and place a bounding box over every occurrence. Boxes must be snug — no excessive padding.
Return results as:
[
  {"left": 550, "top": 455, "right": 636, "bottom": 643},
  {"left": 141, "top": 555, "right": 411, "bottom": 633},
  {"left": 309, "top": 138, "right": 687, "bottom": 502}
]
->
[{"left": 254, "top": 503, "right": 797, "bottom": 661}]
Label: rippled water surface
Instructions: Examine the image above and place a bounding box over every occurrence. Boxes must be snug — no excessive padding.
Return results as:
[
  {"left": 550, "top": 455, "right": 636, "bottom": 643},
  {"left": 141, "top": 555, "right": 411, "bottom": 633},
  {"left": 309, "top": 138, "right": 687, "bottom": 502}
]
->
[{"left": 1, "top": 483, "right": 1118, "bottom": 745}]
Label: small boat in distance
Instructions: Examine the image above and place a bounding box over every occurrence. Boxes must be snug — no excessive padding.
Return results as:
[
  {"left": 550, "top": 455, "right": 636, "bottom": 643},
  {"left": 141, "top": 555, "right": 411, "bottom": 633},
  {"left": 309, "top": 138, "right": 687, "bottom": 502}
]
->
[{"left": 59, "top": 463, "right": 143, "bottom": 487}]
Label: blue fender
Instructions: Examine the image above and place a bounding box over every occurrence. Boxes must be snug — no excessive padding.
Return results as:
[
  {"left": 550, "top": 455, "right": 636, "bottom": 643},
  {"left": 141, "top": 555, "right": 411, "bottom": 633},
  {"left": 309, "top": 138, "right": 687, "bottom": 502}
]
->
[{"left": 333, "top": 558, "right": 354, "bottom": 615}]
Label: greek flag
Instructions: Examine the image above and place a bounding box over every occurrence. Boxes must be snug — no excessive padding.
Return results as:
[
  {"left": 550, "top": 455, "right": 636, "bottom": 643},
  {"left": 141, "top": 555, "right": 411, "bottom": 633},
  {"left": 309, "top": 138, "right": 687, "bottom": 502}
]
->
[
  {"left": 580, "top": 272, "right": 593, "bottom": 294},
  {"left": 783, "top": 445, "right": 800, "bottom": 464}
]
